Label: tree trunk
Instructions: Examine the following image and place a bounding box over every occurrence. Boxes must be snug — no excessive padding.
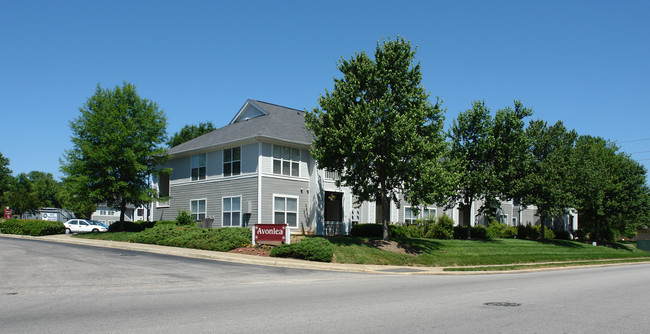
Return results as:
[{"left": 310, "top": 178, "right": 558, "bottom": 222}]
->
[
  {"left": 118, "top": 198, "right": 127, "bottom": 231},
  {"left": 381, "top": 188, "right": 390, "bottom": 241}
]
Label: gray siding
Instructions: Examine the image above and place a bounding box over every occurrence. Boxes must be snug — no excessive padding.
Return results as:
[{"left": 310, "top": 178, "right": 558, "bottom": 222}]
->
[
  {"left": 260, "top": 176, "right": 311, "bottom": 232},
  {"left": 154, "top": 174, "right": 258, "bottom": 226}
]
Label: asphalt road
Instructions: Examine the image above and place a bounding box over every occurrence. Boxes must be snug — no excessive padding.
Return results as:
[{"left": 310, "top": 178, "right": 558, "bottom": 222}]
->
[{"left": 1, "top": 237, "right": 649, "bottom": 333}]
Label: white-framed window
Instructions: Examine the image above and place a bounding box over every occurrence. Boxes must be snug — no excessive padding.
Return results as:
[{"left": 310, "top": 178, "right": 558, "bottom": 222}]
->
[
  {"left": 222, "top": 196, "right": 241, "bottom": 227},
  {"left": 273, "top": 195, "right": 298, "bottom": 228},
  {"left": 191, "top": 153, "right": 207, "bottom": 181},
  {"left": 273, "top": 145, "right": 300, "bottom": 177},
  {"left": 404, "top": 206, "right": 437, "bottom": 224},
  {"left": 498, "top": 214, "right": 508, "bottom": 224},
  {"left": 223, "top": 147, "right": 241, "bottom": 177},
  {"left": 157, "top": 173, "right": 170, "bottom": 207},
  {"left": 191, "top": 199, "right": 206, "bottom": 221}
]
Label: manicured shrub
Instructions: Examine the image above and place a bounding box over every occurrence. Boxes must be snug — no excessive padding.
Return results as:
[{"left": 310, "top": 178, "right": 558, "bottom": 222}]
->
[
  {"left": 453, "top": 225, "right": 489, "bottom": 239},
  {"left": 108, "top": 220, "right": 156, "bottom": 232},
  {"left": 350, "top": 223, "right": 413, "bottom": 239},
  {"left": 389, "top": 224, "right": 411, "bottom": 239},
  {"left": 269, "top": 237, "right": 333, "bottom": 262},
  {"left": 516, "top": 224, "right": 556, "bottom": 240},
  {"left": 176, "top": 210, "right": 194, "bottom": 226},
  {"left": 154, "top": 220, "right": 177, "bottom": 226},
  {"left": 486, "top": 222, "right": 517, "bottom": 239},
  {"left": 427, "top": 215, "right": 454, "bottom": 239},
  {"left": 129, "top": 225, "right": 251, "bottom": 252},
  {"left": 350, "top": 223, "right": 383, "bottom": 237},
  {"left": 554, "top": 230, "right": 572, "bottom": 240},
  {"left": 0, "top": 219, "right": 65, "bottom": 236},
  {"left": 502, "top": 226, "right": 518, "bottom": 239}
]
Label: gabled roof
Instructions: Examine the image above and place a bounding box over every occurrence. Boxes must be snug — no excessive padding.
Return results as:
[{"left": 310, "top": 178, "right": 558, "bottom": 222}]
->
[{"left": 168, "top": 100, "right": 314, "bottom": 156}]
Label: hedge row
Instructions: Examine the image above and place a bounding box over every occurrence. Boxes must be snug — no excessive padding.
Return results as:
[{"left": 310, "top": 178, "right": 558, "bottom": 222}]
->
[
  {"left": 0, "top": 219, "right": 65, "bottom": 236},
  {"left": 129, "top": 224, "right": 251, "bottom": 252},
  {"left": 269, "top": 237, "right": 334, "bottom": 262},
  {"left": 352, "top": 222, "right": 559, "bottom": 240}
]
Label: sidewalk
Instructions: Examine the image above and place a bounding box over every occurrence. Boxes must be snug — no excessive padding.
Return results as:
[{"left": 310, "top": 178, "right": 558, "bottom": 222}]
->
[
  {"left": 1, "top": 233, "right": 448, "bottom": 275},
  {"left": 3, "top": 233, "right": 648, "bottom": 275}
]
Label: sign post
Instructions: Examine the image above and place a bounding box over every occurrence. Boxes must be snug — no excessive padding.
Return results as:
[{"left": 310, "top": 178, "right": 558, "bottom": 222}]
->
[
  {"left": 253, "top": 224, "right": 290, "bottom": 246},
  {"left": 4, "top": 207, "right": 12, "bottom": 220}
]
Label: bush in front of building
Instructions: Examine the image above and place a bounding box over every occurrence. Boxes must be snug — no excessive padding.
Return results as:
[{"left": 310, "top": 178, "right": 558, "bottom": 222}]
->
[
  {"left": 350, "top": 223, "right": 411, "bottom": 239},
  {"left": 485, "top": 222, "right": 518, "bottom": 239},
  {"left": 108, "top": 220, "right": 156, "bottom": 232},
  {"left": 427, "top": 215, "right": 454, "bottom": 239},
  {"left": 516, "top": 224, "right": 556, "bottom": 240},
  {"left": 453, "top": 225, "right": 489, "bottom": 240},
  {"left": 175, "top": 210, "right": 194, "bottom": 226},
  {"left": 0, "top": 219, "right": 65, "bottom": 236},
  {"left": 269, "top": 237, "right": 334, "bottom": 262},
  {"left": 129, "top": 224, "right": 251, "bottom": 252}
]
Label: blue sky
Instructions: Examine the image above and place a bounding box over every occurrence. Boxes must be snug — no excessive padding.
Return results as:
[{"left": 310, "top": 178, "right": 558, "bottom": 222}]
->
[{"left": 1, "top": 0, "right": 648, "bottom": 180}]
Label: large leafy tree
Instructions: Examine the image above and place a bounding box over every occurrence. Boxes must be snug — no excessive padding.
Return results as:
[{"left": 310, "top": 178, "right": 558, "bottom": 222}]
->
[
  {"left": 61, "top": 82, "right": 168, "bottom": 229},
  {"left": 571, "top": 136, "right": 650, "bottom": 242},
  {"left": 0, "top": 152, "right": 13, "bottom": 208},
  {"left": 447, "top": 100, "right": 496, "bottom": 229},
  {"left": 4, "top": 173, "right": 40, "bottom": 216},
  {"left": 306, "top": 37, "right": 448, "bottom": 241},
  {"left": 167, "top": 121, "right": 216, "bottom": 148},
  {"left": 520, "top": 120, "right": 577, "bottom": 238},
  {"left": 25, "top": 171, "right": 62, "bottom": 208},
  {"left": 447, "top": 100, "right": 531, "bottom": 233}
]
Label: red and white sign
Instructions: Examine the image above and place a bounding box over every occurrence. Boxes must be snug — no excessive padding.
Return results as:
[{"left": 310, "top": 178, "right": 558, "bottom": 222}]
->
[
  {"left": 4, "top": 208, "right": 12, "bottom": 220},
  {"left": 253, "top": 224, "right": 290, "bottom": 245}
]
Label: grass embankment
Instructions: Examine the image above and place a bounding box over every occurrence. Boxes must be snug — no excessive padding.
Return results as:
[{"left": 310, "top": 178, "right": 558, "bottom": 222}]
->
[{"left": 76, "top": 232, "right": 650, "bottom": 270}]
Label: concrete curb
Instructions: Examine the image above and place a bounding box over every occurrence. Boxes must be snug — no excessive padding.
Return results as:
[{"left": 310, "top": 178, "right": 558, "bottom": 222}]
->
[{"left": 2, "top": 233, "right": 649, "bottom": 275}]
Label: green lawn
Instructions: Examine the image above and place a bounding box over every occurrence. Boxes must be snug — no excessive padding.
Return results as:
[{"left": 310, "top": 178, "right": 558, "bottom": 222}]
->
[
  {"left": 76, "top": 232, "right": 650, "bottom": 269},
  {"left": 328, "top": 237, "right": 650, "bottom": 267}
]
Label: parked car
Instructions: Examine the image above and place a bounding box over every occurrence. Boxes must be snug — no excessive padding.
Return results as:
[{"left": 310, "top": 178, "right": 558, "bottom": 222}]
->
[
  {"left": 88, "top": 220, "right": 111, "bottom": 230},
  {"left": 63, "top": 219, "right": 108, "bottom": 234}
]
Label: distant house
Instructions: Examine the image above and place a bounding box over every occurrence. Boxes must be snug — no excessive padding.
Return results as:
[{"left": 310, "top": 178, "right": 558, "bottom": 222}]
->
[
  {"left": 152, "top": 99, "right": 578, "bottom": 235},
  {"left": 90, "top": 204, "right": 151, "bottom": 224}
]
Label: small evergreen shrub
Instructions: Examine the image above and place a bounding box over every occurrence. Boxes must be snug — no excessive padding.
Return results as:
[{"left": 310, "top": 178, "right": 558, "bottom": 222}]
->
[
  {"left": 428, "top": 215, "right": 454, "bottom": 239},
  {"left": 516, "top": 224, "right": 556, "bottom": 240},
  {"left": 176, "top": 210, "right": 194, "bottom": 226},
  {"left": 485, "top": 222, "right": 517, "bottom": 239},
  {"left": 453, "top": 225, "right": 489, "bottom": 239},
  {"left": 108, "top": 220, "right": 156, "bottom": 232},
  {"left": 269, "top": 237, "right": 333, "bottom": 262},
  {"left": 350, "top": 223, "right": 383, "bottom": 237},
  {"left": 389, "top": 224, "right": 411, "bottom": 239},
  {"left": 154, "top": 220, "right": 177, "bottom": 226},
  {"left": 0, "top": 219, "right": 65, "bottom": 236},
  {"left": 554, "top": 230, "right": 571, "bottom": 240}
]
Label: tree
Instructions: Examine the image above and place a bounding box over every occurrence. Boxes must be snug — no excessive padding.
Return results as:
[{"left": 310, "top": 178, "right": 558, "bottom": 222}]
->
[
  {"left": 25, "top": 171, "right": 62, "bottom": 208},
  {"left": 305, "top": 37, "right": 449, "bottom": 241},
  {"left": 0, "top": 152, "right": 13, "bottom": 208},
  {"left": 571, "top": 136, "right": 650, "bottom": 242},
  {"left": 447, "top": 100, "right": 496, "bottom": 231},
  {"left": 61, "top": 82, "right": 168, "bottom": 230},
  {"left": 5, "top": 173, "right": 40, "bottom": 216},
  {"left": 167, "top": 121, "right": 216, "bottom": 148},
  {"left": 520, "top": 120, "right": 577, "bottom": 238},
  {"left": 447, "top": 100, "right": 532, "bottom": 236}
]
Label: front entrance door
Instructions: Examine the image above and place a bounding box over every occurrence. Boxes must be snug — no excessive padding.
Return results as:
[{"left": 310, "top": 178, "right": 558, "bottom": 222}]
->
[{"left": 325, "top": 192, "right": 343, "bottom": 222}]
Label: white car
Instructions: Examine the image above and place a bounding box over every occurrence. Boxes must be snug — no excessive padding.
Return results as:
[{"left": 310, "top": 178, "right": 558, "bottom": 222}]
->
[{"left": 63, "top": 219, "right": 108, "bottom": 234}]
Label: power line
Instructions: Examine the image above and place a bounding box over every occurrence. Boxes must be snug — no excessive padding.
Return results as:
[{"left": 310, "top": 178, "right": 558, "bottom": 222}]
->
[
  {"left": 618, "top": 138, "right": 650, "bottom": 144},
  {"left": 630, "top": 150, "right": 650, "bottom": 155}
]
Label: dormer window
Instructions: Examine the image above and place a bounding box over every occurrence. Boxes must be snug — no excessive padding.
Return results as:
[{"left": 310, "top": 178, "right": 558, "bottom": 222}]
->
[
  {"left": 191, "top": 153, "right": 207, "bottom": 181},
  {"left": 224, "top": 147, "right": 241, "bottom": 176}
]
